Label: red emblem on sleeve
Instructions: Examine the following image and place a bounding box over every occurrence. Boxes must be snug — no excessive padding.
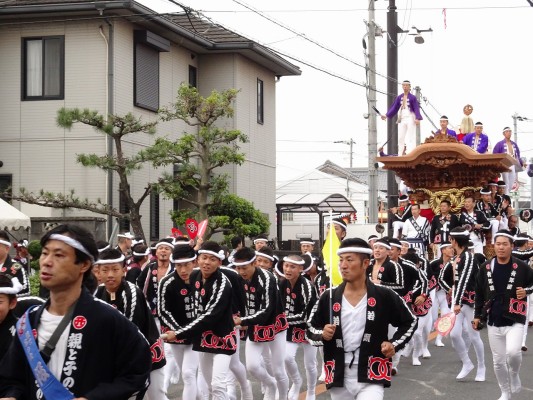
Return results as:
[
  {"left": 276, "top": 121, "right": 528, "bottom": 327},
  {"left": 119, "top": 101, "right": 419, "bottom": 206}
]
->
[
  {"left": 379, "top": 267, "right": 384, "bottom": 272},
  {"left": 72, "top": 316, "right": 87, "bottom": 330},
  {"left": 152, "top": 269, "right": 157, "bottom": 276},
  {"left": 513, "top": 263, "right": 518, "bottom": 270},
  {"left": 250, "top": 287, "right": 256, "bottom": 293},
  {"left": 291, "top": 293, "right": 296, "bottom": 299},
  {"left": 200, "top": 288, "right": 206, "bottom": 296},
  {"left": 180, "top": 289, "right": 188, "bottom": 296},
  {"left": 368, "top": 297, "right": 376, "bottom": 307},
  {"left": 332, "top": 302, "right": 341, "bottom": 312}
]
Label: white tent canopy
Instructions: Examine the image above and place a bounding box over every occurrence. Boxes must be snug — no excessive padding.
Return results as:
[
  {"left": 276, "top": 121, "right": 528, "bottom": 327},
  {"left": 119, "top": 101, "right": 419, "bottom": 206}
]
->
[{"left": 0, "top": 199, "right": 31, "bottom": 230}]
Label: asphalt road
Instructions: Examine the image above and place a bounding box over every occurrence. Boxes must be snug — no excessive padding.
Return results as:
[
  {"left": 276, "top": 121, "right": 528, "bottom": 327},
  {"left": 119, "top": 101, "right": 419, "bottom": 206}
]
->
[{"left": 168, "top": 327, "right": 533, "bottom": 399}]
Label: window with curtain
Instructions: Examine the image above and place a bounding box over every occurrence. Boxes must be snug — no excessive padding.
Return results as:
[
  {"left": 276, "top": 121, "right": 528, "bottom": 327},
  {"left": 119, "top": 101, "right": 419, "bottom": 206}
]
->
[{"left": 22, "top": 36, "right": 64, "bottom": 100}]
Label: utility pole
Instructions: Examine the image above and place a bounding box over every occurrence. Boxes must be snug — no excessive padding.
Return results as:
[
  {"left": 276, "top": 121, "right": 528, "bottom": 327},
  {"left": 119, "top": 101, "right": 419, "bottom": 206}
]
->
[
  {"left": 367, "top": 1, "right": 379, "bottom": 223},
  {"left": 415, "top": 86, "right": 421, "bottom": 146},
  {"left": 386, "top": 0, "right": 399, "bottom": 234},
  {"left": 334, "top": 139, "right": 354, "bottom": 168},
  {"left": 512, "top": 113, "right": 519, "bottom": 144}
]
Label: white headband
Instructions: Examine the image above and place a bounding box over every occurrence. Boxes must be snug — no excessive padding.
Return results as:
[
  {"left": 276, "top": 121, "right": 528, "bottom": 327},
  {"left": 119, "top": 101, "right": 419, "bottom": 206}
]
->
[
  {"left": 155, "top": 242, "right": 174, "bottom": 250},
  {"left": 170, "top": 254, "right": 197, "bottom": 264},
  {"left": 255, "top": 251, "right": 275, "bottom": 262},
  {"left": 232, "top": 256, "right": 256, "bottom": 267},
  {"left": 390, "top": 243, "right": 402, "bottom": 249},
  {"left": 0, "top": 240, "right": 11, "bottom": 247},
  {"left": 0, "top": 277, "right": 22, "bottom": 295},
  {"left": 300, "top": 241, "right": 314, "bottom": 245},
  {"left": 94, "top": 254, "right": 125, "bottom": 265},
  {"left": 494, "top": 232, "right": 515, "bottom": 241},
  {"left": 283, "top": 256, "right": 305, "bottom": 265},
  {"left": 373, "top": 242, "right": 391, "bottom": 250},
  {"left": 450, "top": 231, "right": 469, "bottom": 237},
  {"left": 253, "top": 238, "right": 268, "bottom": 244},
  {"left": 97, "top": 244, "right": 110, "bottom": 253},
  {"left": 132, "top": 249, "right": 150, "bottom": 257},
  {"left": 198, "top": 249, "right": 225, "bottom": 260},
  {"left": 337, "top": 247, "right": 373, "bottom": 256},
  {"left": 117, "top": 232, "right": 134, "bottom": 239},
  {"left": 173, "top": 241, "right": 191, "bottom": 246},
  {"left": 49, "top": 234, "right": 94, "bottom": 261},
  {"left": 439, "top": 243, "right": 452, "bottom": 249},
  {"left": 328, "top": 220, "right": 347, "bottom": 230}
]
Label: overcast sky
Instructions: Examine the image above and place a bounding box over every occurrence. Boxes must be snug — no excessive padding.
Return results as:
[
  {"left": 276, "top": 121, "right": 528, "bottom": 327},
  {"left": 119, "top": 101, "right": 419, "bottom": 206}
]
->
[{"left": 142, "top": 0, "right": 533, "bottom": 187}]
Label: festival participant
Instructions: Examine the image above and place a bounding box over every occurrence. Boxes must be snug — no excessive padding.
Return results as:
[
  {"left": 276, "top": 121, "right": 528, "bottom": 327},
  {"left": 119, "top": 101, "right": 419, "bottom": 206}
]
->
[
  {"left": 307, "top": 238, "right": 417, "bottom": 400},
  {"left": 381, "top": 80, "right": 423, "bottom": 155},
  {"left": 327, "top": 217, "right": 348, "bottom": 241},
  {"left": 401, "top": 203, "right": 430, "bottom": 257},
  {"left": 493, "top": 127, "right": 524, "bottom": 193},
  {"left": 116, "top": 231, "right": 134, "bottom": 256},
  {"left": 430, "top": 199, "right": 460, "bottom": 258},
  {"left": 459, "top": 195, "right": 490, "bottom": 254},
  {"left": 300, "top": 239, "right": 315, "bottom": 254},
  {"left": 434, "top": 115, "right": 457, "bottom": 138},
  {"left": 402, "top": 250, "right": 432, "bottom": 366},
  {"left": 463, "top": 122, "right": 489, "bottom": 154},
  {"left": 164, "top": 241, "right": 238, "bottom": 400},
  {"left": 158, "top": 244, "right": 201, "bottom": 400},
  {"left": 0, "top": 274, "right": 19, "bottom": 359},
  {"left": 390, "top": 195, "right": 413, "bottom": 239},
  {"left": 232, "top": 247, "right": 287, "bottom": 400},
  {"left": 0, "top": 232, "right": 29, "bottom": 297},
  {"left": 474, "top": 230, "right": 533, "bottom": 400},
  {"left": 280, "top": 255, "right": 318, "bottom": 400},
  {"left": 13, "top": 240, "right": 31, "bottom": 275},
  {"left": 448, "top": 227, "right": 486, "bottom": 381},
  {"left": 94, "top": 249, "right": 167, "bottom": 400},
  {"left": 476, "top": 187, "right": 502, "bottom": 243},
  {"left": 368, "top": 238, "right": 404, "bottom": 292},
  {"left": 368, "top": 235, "right": 378, "bottom": 248},
  {"left": 508, "top": 214, "right": 520, "bottom": 236},
  {"left": 126, "top": 243, "right": 150, "bottom": 284},
  {"left": 255, "top": 246, "right": 276, "bottom": 273},
  {"left": 253, "top": 235, "right": 269, "bottom": 251},
  {"left": 0, "top": 224, "right": 151, "bottom": 399},
  {"left": 429, "top": 242, "right": 453, "bottom": 347},
  {"left": 229, "top": 236, "right": 244, "bottom": 261}
]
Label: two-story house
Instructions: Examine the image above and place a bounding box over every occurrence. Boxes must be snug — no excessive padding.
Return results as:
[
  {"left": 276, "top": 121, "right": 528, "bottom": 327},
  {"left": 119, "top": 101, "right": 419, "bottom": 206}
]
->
[{"left": 0, "top": 0, "right": 300, "bottom": 241}]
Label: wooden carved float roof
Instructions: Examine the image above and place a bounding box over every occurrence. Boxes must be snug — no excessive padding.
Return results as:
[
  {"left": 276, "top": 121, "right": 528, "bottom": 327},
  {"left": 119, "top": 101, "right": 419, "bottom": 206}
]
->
[{"left": 376, "top": 135, "right": 517, "bottom": 192}]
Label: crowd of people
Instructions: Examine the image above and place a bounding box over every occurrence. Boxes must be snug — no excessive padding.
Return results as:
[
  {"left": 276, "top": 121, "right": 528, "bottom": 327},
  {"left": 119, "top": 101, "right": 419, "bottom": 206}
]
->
[{"left": 0, "top": 213, "right": 533, "bottom": 400}]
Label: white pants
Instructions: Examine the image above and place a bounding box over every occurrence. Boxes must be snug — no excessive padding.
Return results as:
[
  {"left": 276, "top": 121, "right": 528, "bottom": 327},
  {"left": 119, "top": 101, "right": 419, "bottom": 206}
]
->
[
  {"left": 489, "top": 220, "right": 499, "bottom": 244},
  {"left": 450, "top": 305, "right": 485, "bottom": 367},
  {"left": 522, "top": 296, "right": 531, "bottom": 347},
  {"left": 392, "top": 221, "right": 404, "bottom": 239},
  {"left": 199, "top": 352, "right": 231, "bottom": 400},
  {"left": 145, "top": 367, "right": 169, "bottom": 400},
  {"left": 154, "top": 317, "right": 179, "bottom": 390},
  {"left": 488, "top": 323, "right": 523, "bottom": 395},
  {"left": 501, "top": 165, "right": 517, "bottom": 194},
  {"left": 258, "top": 332, "right": 289, "bottom": 399},
  {"left": 469, "top": 233, "right": 484, "bottom": 255},
  {"left": 285, "top": 341, "right": 317, "bottom": 400},
  {"left": 398, "top": 110, "right": 416, "bottom": 154},
  {"left": 170, "top": 344, "right": 199, "bottom": 400},
  {"left": 412, "top": 313, "right": 432, "bottom": 357},
  {"left": 329, "top": 364, "right": 384, "bottom": 400},
  {"left": 228, "top": 337, "right": 252, "bottom": 400}
]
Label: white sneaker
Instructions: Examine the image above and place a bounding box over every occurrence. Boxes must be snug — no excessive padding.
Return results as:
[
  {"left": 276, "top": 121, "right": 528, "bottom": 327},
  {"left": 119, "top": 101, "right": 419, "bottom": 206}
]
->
[
  {"left": 456, "top": 360, "right": 474, "bottom": 380},
  {"left": 435, "top": 337, "right": 445, "bottom": 347},
  {"left": 475, "top": 366, "right": 486, "bottom": 382},
  {"left": 422, "top": 349, "right": 431, "bottom": 358},
  {"left": 412, "top": 356, "right": 421, "bottom": 366}
]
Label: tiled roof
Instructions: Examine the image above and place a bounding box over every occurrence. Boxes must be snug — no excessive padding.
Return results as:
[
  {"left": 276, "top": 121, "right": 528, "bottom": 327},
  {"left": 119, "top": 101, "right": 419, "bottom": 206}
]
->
[{"left": 167, "top": 13, "right": 250, "bottom": 44}]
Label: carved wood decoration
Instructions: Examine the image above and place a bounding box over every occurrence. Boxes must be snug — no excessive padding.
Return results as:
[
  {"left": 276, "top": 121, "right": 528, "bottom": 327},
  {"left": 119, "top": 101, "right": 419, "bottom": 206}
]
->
[{"left": 376, "top": 141, "right": 516, "bottom": 192}]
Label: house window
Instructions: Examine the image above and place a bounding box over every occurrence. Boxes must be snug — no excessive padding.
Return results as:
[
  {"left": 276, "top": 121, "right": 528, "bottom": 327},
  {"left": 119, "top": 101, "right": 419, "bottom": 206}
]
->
[
  {"left": 134, "top": 30, "right": 170, "bottom": 112},
  {"left": 22, "top": 36, "right": 64, "bottom": 100},
  {"left": 189, "top": 65, "right": 197, "bottom": 88},
  {"left": 282, "top": 213, "right": 293, "bottom": 222},
  {"left": 150, "top": 192, "right": 160, "bottom": 241},
  {"left": 257, "top": 78, "right": 264, "bottom": 124},
  {"left": 0, "top": 175, "right": 12, "bottom": 203}
]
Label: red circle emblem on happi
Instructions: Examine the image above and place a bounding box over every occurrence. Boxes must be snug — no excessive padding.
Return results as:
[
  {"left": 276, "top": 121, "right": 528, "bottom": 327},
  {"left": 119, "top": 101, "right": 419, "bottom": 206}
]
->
[
  {"left": 333, "top": 302, "right": 341, "bottom": 312},
  {"left": 368, "top": 297, "right": 376, "bottom": 307},
  {"left": 152, "top": 270, "right": 157, "bottom": 276},
  {"left": 486, "top": 264, "right": 490, "bottom": 270},
  {"left": 180, "top": 289, "right": 187, "bottom": 296},
  {"left": 0, "top": 267, "right": 5, "bottom": 272},
  {"left": 286, "top": 288, "right": 291, "bottom": 294},
  {"left": 244, "top": 284, "right": 248, "bottom": 291},
  {"left": 291, "top": 293, "right": 296, "bottom": 299},
  {"left": 513, "top": 263, "right": 518, "bottom": 270},
  {"left": 379, "top": 267, "right": 384, "bottom": 272},
  {"left": 200, "top": 288, "right": 205, "bottom": 296},
  {"left": 72, "top": 316, "right": 87, "bottom": 330},
  {"left": 195, "top": 281, "right": 200, "bottom": 289},
  {"left": 250, "top": 287, "right": 256, "bottom": 293}
]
